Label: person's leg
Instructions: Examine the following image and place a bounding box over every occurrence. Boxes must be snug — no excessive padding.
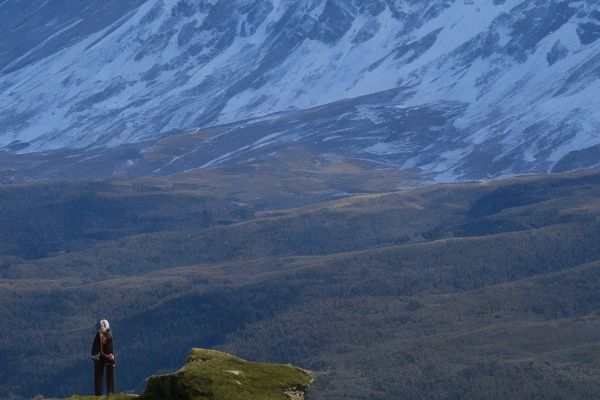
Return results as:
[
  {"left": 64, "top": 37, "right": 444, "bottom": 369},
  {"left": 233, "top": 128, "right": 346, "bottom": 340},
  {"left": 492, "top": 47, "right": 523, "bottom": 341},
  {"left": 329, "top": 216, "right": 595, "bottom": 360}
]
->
[
  {"left": 106, "top": 365, "right": 115, "bottom": 394},
  {"left": 94, "top": 361, "right": 104, "bottom": 396}
]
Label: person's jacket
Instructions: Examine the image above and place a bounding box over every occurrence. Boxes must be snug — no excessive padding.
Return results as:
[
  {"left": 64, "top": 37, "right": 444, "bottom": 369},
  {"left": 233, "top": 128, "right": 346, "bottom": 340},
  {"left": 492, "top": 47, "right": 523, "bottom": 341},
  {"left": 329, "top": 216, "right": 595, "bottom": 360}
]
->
[{"left": 91, "top": 330, "right": 114, "bottom": 356}]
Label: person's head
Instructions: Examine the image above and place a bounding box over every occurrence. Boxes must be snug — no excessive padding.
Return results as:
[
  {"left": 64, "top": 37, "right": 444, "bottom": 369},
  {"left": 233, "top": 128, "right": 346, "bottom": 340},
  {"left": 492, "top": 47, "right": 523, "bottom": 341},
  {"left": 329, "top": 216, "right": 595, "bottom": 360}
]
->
[{"left": 99, "top": 319, "right": 110, "bottom": 332}]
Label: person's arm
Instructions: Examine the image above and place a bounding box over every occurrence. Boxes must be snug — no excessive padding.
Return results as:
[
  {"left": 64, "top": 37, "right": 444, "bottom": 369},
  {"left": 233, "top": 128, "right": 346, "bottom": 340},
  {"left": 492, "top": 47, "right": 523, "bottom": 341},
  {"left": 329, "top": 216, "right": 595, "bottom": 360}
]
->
[
  {"left": 91, "top": 332, "right": 100, "bottom": 355},
  {"left": 106, "top": 334, "right": 114, "bottom": 354}
]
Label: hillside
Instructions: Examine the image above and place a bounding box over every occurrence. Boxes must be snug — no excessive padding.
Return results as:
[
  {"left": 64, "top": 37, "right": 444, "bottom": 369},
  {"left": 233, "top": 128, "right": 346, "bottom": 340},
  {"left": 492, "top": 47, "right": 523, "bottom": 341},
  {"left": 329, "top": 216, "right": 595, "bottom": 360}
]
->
[
  {"left": 2, "top": 168, "right": 600, "bottom": 399},
  {"left": 61, "top": 349, "right": 313, "bottom": 400},
  {"left": 1, "top": 0, "right": 599, "bottom": 179},
  {"left": 3, "top": 1, "right": 600, "bottom": 399}
]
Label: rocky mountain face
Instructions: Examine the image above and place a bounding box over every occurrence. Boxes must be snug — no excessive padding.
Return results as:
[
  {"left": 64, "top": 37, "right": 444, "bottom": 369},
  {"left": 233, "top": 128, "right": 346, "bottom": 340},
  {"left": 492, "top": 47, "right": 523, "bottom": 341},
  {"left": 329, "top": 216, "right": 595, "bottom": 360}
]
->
[{"left": 0, "top": 0, "right": 599, "bottom": 179}]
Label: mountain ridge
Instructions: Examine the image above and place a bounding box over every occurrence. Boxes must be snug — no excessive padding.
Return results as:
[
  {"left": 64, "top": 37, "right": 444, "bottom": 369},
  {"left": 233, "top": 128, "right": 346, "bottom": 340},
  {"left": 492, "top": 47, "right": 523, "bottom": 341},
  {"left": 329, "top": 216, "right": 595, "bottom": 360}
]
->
[{"left": 1, "top": 0, "right": 599, "bottom": 180}]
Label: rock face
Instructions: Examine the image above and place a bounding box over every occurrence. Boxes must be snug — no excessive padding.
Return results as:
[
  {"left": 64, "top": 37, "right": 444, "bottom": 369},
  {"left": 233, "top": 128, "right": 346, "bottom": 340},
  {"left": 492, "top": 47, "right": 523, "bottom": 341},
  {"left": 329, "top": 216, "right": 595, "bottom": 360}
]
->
[
  {"left": 142, "top": 349, "right": 314, "bottom": 400},
  {"left": 1, "top": 0, "right": 599, "bottom": 178}
]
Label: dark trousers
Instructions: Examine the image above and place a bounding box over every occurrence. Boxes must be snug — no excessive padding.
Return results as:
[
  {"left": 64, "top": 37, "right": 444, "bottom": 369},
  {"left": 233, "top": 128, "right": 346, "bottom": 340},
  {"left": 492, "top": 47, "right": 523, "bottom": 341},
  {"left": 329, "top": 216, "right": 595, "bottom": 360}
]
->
[{"left": 94, "top": 360, "right": 115, "bottom": 395}]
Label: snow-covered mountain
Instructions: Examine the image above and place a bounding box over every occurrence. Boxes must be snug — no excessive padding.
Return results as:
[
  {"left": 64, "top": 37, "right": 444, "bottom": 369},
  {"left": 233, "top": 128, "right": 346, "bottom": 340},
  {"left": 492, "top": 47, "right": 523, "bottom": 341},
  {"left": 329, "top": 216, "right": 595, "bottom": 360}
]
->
[{"left": 1, "top": 0, "right": 599, "bottom": 179}]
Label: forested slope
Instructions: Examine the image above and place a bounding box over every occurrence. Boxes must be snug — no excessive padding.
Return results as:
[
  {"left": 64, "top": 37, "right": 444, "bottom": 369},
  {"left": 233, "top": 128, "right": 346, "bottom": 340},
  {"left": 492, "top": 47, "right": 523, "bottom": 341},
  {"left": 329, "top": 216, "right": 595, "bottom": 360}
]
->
[{"left": 2, "top": 169, "right": 600, "bottom": 399}]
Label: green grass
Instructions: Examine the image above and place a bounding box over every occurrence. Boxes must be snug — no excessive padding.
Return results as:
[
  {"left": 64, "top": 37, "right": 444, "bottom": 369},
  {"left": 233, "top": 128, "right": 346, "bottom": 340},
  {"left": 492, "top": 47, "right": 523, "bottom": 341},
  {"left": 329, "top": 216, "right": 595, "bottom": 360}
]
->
[
  {"left": 143, "top": 349, "right": 313, "bottom": 400},
  {"left": 62, "top": 395, "right": 138, "bottom": 400},
  {"left": 58, "top": 349, "right": 313, "bottom": 400}
]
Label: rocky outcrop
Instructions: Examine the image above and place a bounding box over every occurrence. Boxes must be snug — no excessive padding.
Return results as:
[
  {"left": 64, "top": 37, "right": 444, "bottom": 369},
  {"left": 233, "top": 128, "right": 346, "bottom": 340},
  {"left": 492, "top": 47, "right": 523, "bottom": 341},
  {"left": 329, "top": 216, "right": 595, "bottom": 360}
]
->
[{"left": 142, "top": 349, "right": 313, "bottom": 400}]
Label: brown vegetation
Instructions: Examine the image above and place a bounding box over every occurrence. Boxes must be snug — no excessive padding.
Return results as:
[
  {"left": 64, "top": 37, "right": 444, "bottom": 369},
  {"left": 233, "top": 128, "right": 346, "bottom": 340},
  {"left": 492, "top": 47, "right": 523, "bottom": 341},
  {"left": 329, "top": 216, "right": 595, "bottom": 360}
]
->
[{"left": 2, "top": 168, "right": 600, "bottom": 399}]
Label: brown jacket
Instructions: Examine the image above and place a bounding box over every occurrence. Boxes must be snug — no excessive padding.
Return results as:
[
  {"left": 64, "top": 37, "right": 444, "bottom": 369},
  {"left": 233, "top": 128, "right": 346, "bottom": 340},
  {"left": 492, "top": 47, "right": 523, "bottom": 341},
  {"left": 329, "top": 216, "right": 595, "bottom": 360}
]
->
[{"left": 91, "top": 330, "right": 114, "bottom": 356}]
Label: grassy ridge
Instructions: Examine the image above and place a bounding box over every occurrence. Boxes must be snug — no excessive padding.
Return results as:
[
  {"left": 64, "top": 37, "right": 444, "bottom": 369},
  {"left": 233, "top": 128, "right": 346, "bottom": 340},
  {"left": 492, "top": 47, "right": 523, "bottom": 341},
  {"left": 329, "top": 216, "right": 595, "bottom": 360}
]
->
[
  {"left": 144, "top": 349, "right": 313, "bottom": 400},
  {"left": 64, "top": 396, "right": 137, "bottom": 400},
  {"left": 60, "top": 349, "right": 312, "bottom": 400}
]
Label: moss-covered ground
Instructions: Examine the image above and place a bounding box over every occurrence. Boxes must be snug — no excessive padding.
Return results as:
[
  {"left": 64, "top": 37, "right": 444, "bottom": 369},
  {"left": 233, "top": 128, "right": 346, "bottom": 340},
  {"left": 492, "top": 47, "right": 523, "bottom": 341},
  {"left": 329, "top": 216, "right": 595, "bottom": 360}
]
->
[
  {"left": 63, "top": 395, "right": 138, "bottom": 400},
  {"left": 60, "top": 349, "right": 312, "bottom": 400},
  {"left": 143, "top": 349, "right": 313, "bottom": 400}
]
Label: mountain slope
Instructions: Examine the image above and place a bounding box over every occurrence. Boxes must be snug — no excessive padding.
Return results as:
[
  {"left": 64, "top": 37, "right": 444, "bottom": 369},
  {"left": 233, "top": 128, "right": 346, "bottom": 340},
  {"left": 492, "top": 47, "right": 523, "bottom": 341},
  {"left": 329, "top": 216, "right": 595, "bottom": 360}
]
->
[
  {"left": 1, "top": 0, "right": 599, "bottom": 179},
  {"left": 2, "top": 168, "right": 600, "bottom": 399}
]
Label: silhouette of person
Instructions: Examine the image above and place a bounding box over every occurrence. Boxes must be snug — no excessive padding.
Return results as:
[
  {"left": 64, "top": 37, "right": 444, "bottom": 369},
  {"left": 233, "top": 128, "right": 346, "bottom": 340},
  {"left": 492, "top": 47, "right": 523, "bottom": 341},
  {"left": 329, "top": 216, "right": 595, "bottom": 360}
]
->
[{"left": 91, "top": 319, "right": 116, "bottom": 395}]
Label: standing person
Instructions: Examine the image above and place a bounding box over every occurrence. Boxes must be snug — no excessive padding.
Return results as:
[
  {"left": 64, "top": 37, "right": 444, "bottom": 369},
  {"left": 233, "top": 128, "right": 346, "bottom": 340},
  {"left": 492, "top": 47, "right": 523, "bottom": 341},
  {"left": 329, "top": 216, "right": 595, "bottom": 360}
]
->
[{"left": 91, "top": 319, "right": 116, "bottom": 396}]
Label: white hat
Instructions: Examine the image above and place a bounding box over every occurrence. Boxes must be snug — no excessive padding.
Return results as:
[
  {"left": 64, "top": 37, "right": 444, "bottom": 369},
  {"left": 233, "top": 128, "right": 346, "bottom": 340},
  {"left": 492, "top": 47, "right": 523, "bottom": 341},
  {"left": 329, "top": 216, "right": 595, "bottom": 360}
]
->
[{"left": 100, "top": 319, "right": 110, "bottom": 332}]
